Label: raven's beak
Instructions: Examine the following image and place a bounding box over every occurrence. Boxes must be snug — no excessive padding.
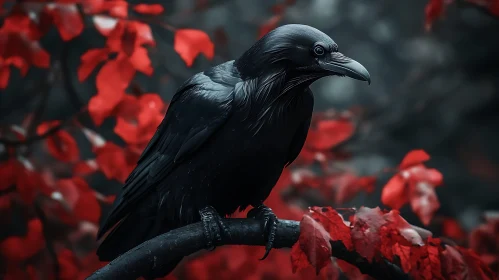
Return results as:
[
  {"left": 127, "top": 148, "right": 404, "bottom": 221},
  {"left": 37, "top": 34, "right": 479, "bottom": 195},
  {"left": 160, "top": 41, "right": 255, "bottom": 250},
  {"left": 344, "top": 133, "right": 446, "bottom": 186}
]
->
[{"left": 318, "top": 53, "right": 371, "bottom": 84}]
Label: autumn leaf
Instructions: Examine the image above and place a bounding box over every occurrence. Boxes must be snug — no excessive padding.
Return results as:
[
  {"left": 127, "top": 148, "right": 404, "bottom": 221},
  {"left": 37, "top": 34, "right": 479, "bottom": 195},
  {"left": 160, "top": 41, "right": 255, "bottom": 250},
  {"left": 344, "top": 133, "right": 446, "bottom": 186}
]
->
[
  {"left": 305, "top": 119, "right": 355, "bottom": 150},
  {"left": 37, "top": 121, "right": 79, "bottom": 163},
  {"left": 44, "top": 4, "right": 84, "bottom": 41},
  {"left": 94, "top": 142, "right": 131, "bottom": 183},
  {"left": 174, "top": 29, "right": 215, "bottom": 67},
  {"left": 133, "top": 4, "right": 164, "bottom": 15},
  {"left": 293, "top": 215, "right": 332, "bottom": 274},
  {"left": 0, "top": 219, "right": 45, "bottom": 262},
  {"left": 399, "top": 149, "right": 430, "bottom": 170},
  {"left": 78, "top": 48, "right": 109, "bottom": 82},
  {"left": 309, "top": 207, "right": 353, "bottom": 250}
]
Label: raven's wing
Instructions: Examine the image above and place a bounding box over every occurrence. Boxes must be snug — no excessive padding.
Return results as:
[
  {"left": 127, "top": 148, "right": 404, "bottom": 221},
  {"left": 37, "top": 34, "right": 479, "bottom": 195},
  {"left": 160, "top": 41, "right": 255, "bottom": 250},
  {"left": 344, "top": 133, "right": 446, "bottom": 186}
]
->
[
  {"left": 285, "top": 116, "right": 312, "bottom": 167},
  {"left": 97, "top": 74, "right": 234, "bottom": 238}
]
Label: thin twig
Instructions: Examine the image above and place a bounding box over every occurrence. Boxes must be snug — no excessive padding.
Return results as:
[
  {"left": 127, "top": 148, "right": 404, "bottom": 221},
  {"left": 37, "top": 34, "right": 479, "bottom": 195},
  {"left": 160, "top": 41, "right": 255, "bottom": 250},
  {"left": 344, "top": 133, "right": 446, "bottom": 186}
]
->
[
  {"left": 0, "top": 115, "right": 80, "bottom": 147},
  {"left": 87, "top": 219, "right": 408, "bottom": 280}
]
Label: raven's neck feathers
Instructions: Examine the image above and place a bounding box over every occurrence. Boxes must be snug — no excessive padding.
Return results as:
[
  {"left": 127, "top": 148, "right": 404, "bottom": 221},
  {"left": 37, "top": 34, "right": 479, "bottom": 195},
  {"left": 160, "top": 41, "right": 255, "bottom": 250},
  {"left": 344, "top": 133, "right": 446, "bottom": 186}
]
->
[{"left": 234, "top": 35, "right": 296, "bottom": 79}]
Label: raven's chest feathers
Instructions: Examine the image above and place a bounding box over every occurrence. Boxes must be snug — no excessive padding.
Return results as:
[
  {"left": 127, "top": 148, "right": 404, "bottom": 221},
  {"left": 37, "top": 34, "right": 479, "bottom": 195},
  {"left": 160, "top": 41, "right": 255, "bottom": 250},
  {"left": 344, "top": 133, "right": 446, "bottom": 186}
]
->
[{"left": 212, "top": 70, "right": 313, "bottom": 175}]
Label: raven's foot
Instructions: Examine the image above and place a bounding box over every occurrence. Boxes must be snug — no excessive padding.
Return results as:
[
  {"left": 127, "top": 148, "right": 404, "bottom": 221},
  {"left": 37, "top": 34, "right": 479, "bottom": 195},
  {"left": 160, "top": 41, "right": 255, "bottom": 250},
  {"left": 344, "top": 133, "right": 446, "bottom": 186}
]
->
[
  {"left": 247, "top": 204, "right": 278, "bottom": 260},
  {"left": 199, "top": 206, "right": 231, "bottom": 251}
]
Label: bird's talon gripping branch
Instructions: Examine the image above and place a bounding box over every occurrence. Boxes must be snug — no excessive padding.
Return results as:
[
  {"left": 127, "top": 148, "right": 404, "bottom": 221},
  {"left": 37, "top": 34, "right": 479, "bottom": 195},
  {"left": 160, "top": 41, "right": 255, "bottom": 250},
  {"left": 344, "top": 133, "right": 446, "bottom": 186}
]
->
[
  {"left": 247, "top": 204, "right": 278, "bottom": 260},
  {"left": 199, "top": 206, "right": 231, "bottom": 251}
]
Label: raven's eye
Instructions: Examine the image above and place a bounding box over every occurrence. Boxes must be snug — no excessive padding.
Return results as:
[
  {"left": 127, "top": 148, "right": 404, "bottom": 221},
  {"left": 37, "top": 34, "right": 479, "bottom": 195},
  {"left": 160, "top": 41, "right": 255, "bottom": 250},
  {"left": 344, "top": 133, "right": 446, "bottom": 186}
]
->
[{"left": 313, "top": 45, "right": 325, "bottom": 56}]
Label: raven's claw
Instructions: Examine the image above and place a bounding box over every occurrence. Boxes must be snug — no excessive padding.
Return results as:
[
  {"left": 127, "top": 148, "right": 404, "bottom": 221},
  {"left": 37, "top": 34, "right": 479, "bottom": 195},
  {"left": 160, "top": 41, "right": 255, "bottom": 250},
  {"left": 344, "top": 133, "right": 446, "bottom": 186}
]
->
[
  {"left": 199, "top": 206, "right": 231, "bottom": 251},
  {"left": 247, "top": 204, "right": 278, "bottom": 260}
]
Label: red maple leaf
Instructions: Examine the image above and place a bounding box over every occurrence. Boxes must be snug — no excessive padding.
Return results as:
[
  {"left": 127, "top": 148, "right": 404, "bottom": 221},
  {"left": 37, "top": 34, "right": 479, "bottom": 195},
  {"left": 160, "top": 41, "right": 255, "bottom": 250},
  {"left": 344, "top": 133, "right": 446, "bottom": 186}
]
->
[
  {"left": 174, "top": 29, "right": 215, "bottom": 67},
  {"left": 309, "top": 207, "right": 353, "bottom": 250},
  {"left": 305, "top": 119, "right": 355, "bottom": 151},
  {"left": 407, "top": 238, "right": 444, "bottom": 279},
  {"left": 351, "top": 207, "right": 424, "bottom": 262},
  {"left": 291, "top": 215, "right": 332, "bottom": 274}
]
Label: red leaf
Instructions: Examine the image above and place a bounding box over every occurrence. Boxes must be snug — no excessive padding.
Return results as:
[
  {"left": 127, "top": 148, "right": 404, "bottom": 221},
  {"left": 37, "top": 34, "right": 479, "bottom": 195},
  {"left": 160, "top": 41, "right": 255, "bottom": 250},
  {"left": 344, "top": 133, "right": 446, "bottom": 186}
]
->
[
  {"left": 457, "top": 247, "right": 496, "bottom": 280},
  {"left": 0, "top": 219, "right": 45, "bottom": 262},
  {"left": 441, "top": 218, "right": 466, "bottom": 241},
  {"left": 306, "top": 119, "right": 354, "bottom": 150},
  {"left": 72, "top": 160, "right": 99, "bottom": 176},
  {"left": 329, "top": 173, "right": 376, "bottom": 204},
  {"left": 399, "top": 149, "right": 430, "bottom": 170},
  {"left": 96, "top": 58, "right": 133, "bottom": 100},
  {"left": 408, "top": 238, "right": 444, "bottom": 279},
  {"left": 45, "top": 130, "right": 80, "bottom": 162},
  {"left": 78, "top": 48, "right": 109, "bottom": 82},
  {"left": 350, "top": 207, "right": 386, "bottom": 261},
  {"left": 88, "top": 94, "right": 119, "bottom": 126},
  {"left": 56, "top": 177, "right": 88, "bottom": 209},
  {"left": 58, "top": 249, "right": 79, "bottom": 280},
  {"left": 381, "top": 174, "right": 408, "bottom": 209},
  {"left": 409, "top": 181, "right": 440, "bottom": 226},
  {"left": 407, "top": 165, "right": 443, "bottom": 186},
  {"left": 469, "top": 216, "right": 499, "bottom": 260},
  {"left": 309, "top": 207, "right": 353, "bottom": 250},
  {"left": 290, "top": 242, "right": 310, "bottom": 273},
  {"left": 382, "top": 150, "right": 443, "bottom": 225},
  {"left": 127, "top": 47, "right": 153, "bottom": 75},
  {"left": 74, "top": 190, "right": 101, "bottom": 224},
  {"left": 94, "top": 142, "right": 130, "bottom": 183},
  {"left": 174, "top": 29, "right": 215, "bottom": 67},
  {"left": 133, "top": 4, "right": 164, "bottom": 15},
  {"left": 296, "top": 215, "right": 332, "bottom": 274},
  {"left": 46, "top": 4, "right": 84, "bottom": 41},
  {"left": 441, "top": 245, "right": 468, "bottom": 280}
]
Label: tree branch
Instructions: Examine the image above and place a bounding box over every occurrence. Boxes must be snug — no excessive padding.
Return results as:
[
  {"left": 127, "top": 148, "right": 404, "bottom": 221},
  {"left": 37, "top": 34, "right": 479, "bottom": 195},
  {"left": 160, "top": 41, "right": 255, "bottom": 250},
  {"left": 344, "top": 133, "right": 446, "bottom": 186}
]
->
[{"left": 87, "top": 219, "right": 408, "bottom": 280}]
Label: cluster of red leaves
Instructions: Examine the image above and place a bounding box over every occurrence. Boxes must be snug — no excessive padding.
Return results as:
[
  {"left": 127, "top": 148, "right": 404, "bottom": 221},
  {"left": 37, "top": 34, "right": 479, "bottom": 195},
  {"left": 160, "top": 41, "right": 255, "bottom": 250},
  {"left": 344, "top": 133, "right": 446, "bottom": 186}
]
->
[
  {"left": 291, "top": 207, "right": 497, "bottom": 280},
  {"left": 0, "top": 0, "right": 216, "bottom": 279},
  {"left": 381, "top": 150, "right": 443, "bottom": 225},
  {"left": 425, "top": 0, "right": 499, "bottom": 30},
  {"left": 285, "top": 111, "right": 377, "bottom": 205},
  {"left": 469, "top": 213, "right": 499, "bottom": 276}
]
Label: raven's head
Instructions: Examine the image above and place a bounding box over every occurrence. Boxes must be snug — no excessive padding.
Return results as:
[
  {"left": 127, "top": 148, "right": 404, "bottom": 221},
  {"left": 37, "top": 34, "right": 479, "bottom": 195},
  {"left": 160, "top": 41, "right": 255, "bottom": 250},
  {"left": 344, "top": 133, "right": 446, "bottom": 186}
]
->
[{"left": 235, "top": 24, "right": 370, "bottom": 84}]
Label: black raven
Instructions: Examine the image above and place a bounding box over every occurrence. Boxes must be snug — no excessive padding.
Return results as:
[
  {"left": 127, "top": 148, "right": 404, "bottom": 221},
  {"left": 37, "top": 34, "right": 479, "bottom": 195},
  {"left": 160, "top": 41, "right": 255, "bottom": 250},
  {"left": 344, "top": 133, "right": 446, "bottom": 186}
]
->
[{"left": 96, "top": 24, "right": 370, "bottom": 276}]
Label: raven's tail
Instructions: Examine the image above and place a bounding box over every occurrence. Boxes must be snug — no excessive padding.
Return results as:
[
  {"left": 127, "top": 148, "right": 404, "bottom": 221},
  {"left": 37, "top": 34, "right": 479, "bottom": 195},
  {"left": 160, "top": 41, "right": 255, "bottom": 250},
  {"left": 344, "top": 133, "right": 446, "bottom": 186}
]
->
[{"left": 96, "top": 200, "right": 183, "bottom": 279}]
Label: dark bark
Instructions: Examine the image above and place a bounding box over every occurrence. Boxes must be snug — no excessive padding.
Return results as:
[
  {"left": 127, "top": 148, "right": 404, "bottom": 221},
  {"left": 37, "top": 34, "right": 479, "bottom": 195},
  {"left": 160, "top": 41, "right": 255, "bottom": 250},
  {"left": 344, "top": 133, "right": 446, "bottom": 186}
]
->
[{"left": 87, "top": 219, "right": 408, "bottom": 280}]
